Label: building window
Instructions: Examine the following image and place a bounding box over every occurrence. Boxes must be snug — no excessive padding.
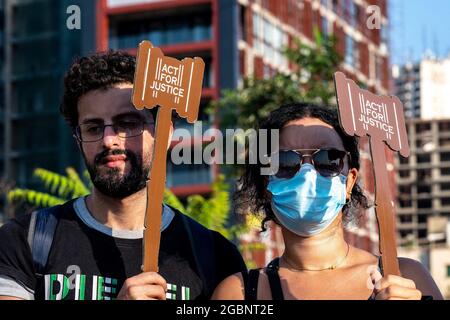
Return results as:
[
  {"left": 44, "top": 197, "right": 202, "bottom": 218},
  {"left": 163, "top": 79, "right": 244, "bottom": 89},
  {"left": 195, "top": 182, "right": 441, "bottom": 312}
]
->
[
  {"left": 399, "top": 215, "right": 412, "bottom": 223},
  {"left": 418, "top": 214, "right": 427, "bottom": 224},
  {"left": 263, "top": 64, "right": 271, "bottom": 79},
  {"left": 441, "top": 152, "right": 450, "bottom": 162},
  {"left": 344, "top": 35, "right": 359, "bottom": 69},
  {"left": 252, "top": 12, "right": 262, "bottom": 53},
  {"left": 252, "top": 12, "right": 287, "bottom": 69},
  {"left": 418, "top": 229, "right": 427, "bottom": 239},
  {"left": 332, "top": 0, "right": 340, "bottom": 14},
  {"left": 167, "top": 162, "right": 212, "bottom": 187},
  {"left": 349, "top": 1, "right": 359, "bottom": 27},
  {"left": 400, "top": 230, "right": 413, "bottom": 239},
  {"left": 416, "top": 154, "right": 431, "bottom": 163},
  {"left": 416, "top": 138, "right": 432, "bottom": 149},
  {"left": 252, "top": 12, "right": 259, "bottom": 38},
  {"left": 354, "top": 41, "right": 360, "bottom": 69},
  {"left": 399, "top": 155, "right": 409, "bottom": 165},
  {"left": 417, "top": 185, "right": 431, "bottom": 194},
  {"left": 447, "top": 266, "right": 450, "bottom": 277},
  {"left": 416, "top": 122, "right": 431, "bottom": 133},
  {"left": 441, "top": 168, "right": 450, "bottom": 176},
  {"left": 439, "top": 137, "right": 450, "bottom": 147},
  {"left": 238, "top": 5, "right": 247, "bottom": 41},
  {"left": 263, "top": 18, "right": 274, "bottom": 60},
  {"left": 381, "top": 22, "right": 388, "bottom": 44},
  {"left": 375, "top": 55, "right": 383, "bottom": 83},
  {"left": 439, "top": 122, "right": 450, "bottom": 132},
  {"left": 399, "top": 170, "right": 410, "bottom": 178},
  {"left": 441, "top": 198, "right": 450, "bottom": 207},
  {"left": 345, "top": 35, "right": 354, "bottom": 65},
  {"left": 109, "top": 13, "right": 212, "bottom": 49},
  {"left": 418, "top": 199, "right": 432, "bottom": 209},
  {"left": 399, "top": 185, "right": 412, "bottom": 195},
  {"left": 399, "top": 199, "right": 412, "bottom": 207},
  {"left": 417, "top": 169, "right": 431, "bottom": 180},
  {"left": 321, "top": 16, "right": 329, "bottom": 37}
]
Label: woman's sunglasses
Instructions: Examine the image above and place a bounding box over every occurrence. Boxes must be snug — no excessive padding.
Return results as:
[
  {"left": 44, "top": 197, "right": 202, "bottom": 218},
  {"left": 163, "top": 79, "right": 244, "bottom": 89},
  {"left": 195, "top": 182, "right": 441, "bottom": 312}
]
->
[{"left": 270, "top": 148, "right": 350, "bottom": 179}]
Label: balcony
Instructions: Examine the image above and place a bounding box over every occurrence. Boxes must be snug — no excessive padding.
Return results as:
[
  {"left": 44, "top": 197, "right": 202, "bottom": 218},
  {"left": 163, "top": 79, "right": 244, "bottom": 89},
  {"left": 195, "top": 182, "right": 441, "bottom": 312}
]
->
[
  {"left": 8, "top": 147, "right": 58, "bottom": 159},
  {"left": 397, "top": 223, "right": 417, "bottom": 230},
  {"left": 109, "top": 13, "right": 212, "bottom": 50},
  {"left": 11, "top": 69, "right": 60, "bottom": 82},
  {"left": 166, "top": 162, "right": 212, "bottom": 188},
  {"left": 11, "top": 31, "right": 58, "bottom": 45}
]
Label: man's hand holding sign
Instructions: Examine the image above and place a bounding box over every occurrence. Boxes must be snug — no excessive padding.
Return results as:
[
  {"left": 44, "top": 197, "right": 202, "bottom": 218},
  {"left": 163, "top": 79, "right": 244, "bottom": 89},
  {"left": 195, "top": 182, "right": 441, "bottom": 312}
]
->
[
  {"left": 334, "top": 71, "right": 409, "bottom": 277},
  {"left": 132, "top": 41, "right": 204, "bottom": 273}
]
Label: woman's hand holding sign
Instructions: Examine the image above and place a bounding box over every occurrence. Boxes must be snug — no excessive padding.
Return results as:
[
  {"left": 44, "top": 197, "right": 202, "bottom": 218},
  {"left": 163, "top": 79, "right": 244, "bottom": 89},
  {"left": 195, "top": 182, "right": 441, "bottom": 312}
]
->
[
  {"left": 373, "top": 274, "right": 422, "bottom": 300},
  {"left": 368, "top": 266, "right": 421, "bottom": 300}
]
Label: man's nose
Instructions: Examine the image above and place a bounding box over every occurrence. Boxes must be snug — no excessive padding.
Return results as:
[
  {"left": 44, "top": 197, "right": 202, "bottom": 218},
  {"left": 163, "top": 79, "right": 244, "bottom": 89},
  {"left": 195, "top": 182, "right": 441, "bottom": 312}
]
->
[{"left": 102, "top": 125, "right": 120, "bottom": 148}]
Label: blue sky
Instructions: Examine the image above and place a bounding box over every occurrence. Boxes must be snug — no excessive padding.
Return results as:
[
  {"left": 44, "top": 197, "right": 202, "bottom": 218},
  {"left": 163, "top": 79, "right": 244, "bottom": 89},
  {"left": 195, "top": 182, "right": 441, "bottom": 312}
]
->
[{"left": 389, "top": 0, "right": 450, "bottom": 66}]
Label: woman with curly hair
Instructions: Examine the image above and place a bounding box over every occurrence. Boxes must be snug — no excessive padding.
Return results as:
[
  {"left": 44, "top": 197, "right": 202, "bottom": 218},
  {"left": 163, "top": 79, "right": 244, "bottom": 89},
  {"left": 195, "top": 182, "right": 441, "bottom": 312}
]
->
[{"left": 213, "top": 102, "right": 442, "bottom": 300}]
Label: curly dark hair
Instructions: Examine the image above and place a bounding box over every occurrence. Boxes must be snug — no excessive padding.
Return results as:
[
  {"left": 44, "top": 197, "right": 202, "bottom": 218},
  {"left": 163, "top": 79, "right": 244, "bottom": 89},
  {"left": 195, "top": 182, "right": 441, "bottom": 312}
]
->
[
  {"left": 60, "top": 50, "right": 156, "bottom": 127},
  {"left": 234, "top": 102, "right": 371, "bottom": 231}
]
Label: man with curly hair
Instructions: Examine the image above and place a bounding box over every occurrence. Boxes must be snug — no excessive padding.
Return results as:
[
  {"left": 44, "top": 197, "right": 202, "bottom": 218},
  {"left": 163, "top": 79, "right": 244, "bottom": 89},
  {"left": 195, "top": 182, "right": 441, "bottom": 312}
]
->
[{"left": 0, "top": 50, "right": 246, "bottom": 300}]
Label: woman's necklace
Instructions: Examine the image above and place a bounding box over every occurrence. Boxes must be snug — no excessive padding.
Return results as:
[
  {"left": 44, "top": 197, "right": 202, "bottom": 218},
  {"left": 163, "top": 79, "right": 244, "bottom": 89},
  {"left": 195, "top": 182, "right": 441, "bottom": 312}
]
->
[{"left": 281, "top": 243, "right": 350, "bottom": 272}]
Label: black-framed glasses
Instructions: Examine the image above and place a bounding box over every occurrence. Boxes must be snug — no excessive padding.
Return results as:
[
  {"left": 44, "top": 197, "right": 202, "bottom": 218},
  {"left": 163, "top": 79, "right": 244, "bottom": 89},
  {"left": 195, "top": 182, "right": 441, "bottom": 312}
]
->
[
  {"left": 74, "top": 119, "right": 155, "bottom": 142},
  {"left": 271, "top": 148, "right": 350, "bottom": 179}
]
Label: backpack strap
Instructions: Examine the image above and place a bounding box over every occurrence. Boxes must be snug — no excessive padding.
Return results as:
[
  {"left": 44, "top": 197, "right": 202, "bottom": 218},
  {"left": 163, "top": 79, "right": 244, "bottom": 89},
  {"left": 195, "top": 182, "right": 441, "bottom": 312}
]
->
[
  {"left": 179, "top": 211, "right": 217, "bottom": 299},
  {"left": 27, "top": 205, "right": 62, "bottom": 277}
]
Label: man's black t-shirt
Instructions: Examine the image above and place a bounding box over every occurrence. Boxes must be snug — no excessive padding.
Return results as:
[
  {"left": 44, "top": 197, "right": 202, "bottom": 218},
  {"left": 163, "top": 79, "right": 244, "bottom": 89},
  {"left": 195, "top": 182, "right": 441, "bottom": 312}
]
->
[{"left": 0, "top": 197, "right": 246, "bottom": 300}]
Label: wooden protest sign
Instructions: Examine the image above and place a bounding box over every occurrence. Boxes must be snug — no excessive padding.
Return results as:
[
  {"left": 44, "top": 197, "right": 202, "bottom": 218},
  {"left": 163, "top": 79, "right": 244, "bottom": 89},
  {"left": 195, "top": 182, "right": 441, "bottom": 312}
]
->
[
  {"left": 334, "top": 71, "right": 410, "bottom": 276},
  {"left": 132, "top": 41, "right": 205, "bottom": 272}
]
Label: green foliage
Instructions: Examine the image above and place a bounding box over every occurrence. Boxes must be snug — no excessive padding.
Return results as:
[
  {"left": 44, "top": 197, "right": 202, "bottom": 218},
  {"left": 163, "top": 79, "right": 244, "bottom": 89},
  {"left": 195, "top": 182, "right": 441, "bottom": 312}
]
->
[
  {"left": 208, "top": 30, "right": 341, "bottom": 131},
  {"left": 284, "top": 28, "right": 341, "bottom": 106},
  {"left": 212, "top": 74, "right": 302, "bottom": 131},
  {"left": 164, "top": 175, "right": 265, "bottom": 267},
  {"left": 164, "top": 174, "right": 250, "bottom": 241},
  {"left": 7, "top": 167, "right": 90, "bottom": 209},
  {"left": 7, "top": 189, "right": 65, "bottom": 208}
]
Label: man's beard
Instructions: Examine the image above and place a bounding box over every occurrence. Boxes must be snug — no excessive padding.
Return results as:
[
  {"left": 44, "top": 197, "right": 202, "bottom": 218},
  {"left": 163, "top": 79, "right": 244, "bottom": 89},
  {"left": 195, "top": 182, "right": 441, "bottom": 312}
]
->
[{"left": 84, "top": 148, "right": 150, "bottom": 198}]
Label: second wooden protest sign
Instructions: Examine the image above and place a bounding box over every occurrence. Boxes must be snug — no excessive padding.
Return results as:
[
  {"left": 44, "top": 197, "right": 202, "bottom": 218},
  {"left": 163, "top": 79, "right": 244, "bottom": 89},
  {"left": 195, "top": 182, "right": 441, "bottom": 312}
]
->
[{"left": 334, "top": 71, "right": 410, "bottom": 276}]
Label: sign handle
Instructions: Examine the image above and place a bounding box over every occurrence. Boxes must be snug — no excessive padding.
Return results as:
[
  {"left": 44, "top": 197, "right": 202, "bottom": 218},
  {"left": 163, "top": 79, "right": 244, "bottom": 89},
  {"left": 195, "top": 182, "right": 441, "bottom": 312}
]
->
[
  {"left": 369, "top": 138, "right": 401, "bottom": 276},
  {"left": 142, "top": 106, "right": 172, "bottom": 272}
]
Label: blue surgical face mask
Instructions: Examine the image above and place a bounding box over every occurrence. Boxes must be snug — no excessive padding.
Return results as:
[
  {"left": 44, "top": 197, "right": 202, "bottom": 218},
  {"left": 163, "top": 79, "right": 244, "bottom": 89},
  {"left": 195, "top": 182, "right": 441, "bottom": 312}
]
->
[{"left": 267, "top": 163, "right": 347, "bottom": 237}]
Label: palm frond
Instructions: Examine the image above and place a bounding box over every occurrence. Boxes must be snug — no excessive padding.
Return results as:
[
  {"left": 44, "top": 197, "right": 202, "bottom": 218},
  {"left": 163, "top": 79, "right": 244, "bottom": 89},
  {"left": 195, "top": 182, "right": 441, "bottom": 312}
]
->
[
  {"left": 163, "top": 188, "right": 185, "bottom": 212},
  {"left": 7, "top": 189, "right": 65, "bottom": 208},
  {"left": 65, "top": 167, "right": 90, "bottom": 197},
  {"left": 8, "top": 167, "right": 90, "bottom": 209}
]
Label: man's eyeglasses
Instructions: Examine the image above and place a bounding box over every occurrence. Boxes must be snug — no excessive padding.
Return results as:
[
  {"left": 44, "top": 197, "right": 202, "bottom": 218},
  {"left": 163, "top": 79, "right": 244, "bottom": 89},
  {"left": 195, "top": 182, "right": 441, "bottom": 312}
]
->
[
  {"left": 74, "top": 119, "right": 155, "bottom": 142},
  {"left": 270, "top": 148, "right": 350, "bottom": 179}
]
